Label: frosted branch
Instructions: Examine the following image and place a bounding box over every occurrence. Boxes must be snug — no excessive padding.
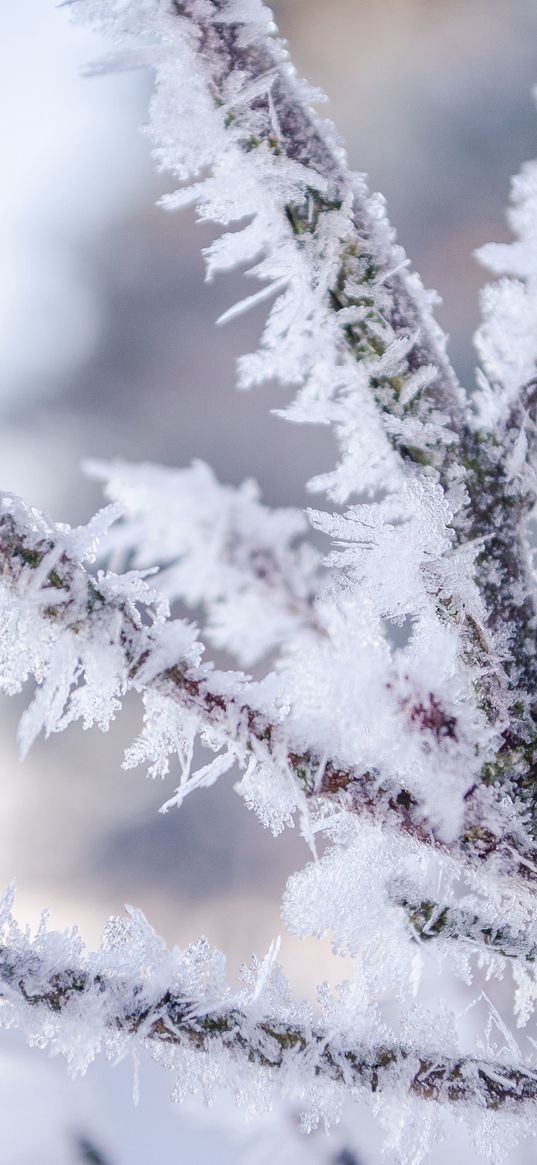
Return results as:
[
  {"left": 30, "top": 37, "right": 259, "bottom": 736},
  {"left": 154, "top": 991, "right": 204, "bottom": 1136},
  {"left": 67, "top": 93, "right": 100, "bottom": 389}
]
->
[
  {"left": 462, "top": 413, "right": 537, "bottom": 721},
  {"left": 1, "top": 902, "right": 536, "bottom": 1114},
  {"left": 71, "top": 0, "right": 537, "bottom": 782},
  {"left": 470, "top": 146, "right": 537, "bottom": 734},
  {"left": 74, "top": 0, "right": 466, "bottom": 502},
  {"left": 400, "top": 894, "right": 537, "bottom": 962},
  {"left": 0, "top": 492, "right": 535, "bottom": 901}
]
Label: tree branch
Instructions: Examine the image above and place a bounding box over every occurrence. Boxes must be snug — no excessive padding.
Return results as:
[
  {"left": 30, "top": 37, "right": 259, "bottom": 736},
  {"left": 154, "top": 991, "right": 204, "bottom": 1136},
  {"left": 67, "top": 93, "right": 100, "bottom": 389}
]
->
[
  {"left": 81, "top": 0, "right": 537, "bottom": 764},
  {"left": 399, "top": 893, "right": 537, "bottom": 962},
  {"left": 1, "top": 925, "right": 536, "bottom": 1112},
  {"left": 0, "top": 494, "right": 534, "bottom": 903},
  {"left": 447, "top": 390, "right": 537, "bottom": 837},
  {"left": 72, "top": 0, "right": 537, "bottom": 794},
  {"left": 166, "top": 0, "right": 466, "bottom": 487}
]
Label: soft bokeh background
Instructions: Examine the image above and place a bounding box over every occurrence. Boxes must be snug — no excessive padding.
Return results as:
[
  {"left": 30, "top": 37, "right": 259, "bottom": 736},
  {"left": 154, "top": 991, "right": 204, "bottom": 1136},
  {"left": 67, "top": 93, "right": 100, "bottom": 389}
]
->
[{"left": 2, "top": 2, "right": 537, "bottom": 1161}]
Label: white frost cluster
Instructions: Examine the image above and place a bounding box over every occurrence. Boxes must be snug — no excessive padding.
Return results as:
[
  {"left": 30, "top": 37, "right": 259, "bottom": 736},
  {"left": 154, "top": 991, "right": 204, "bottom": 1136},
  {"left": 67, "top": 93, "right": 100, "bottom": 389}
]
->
[{"left": 86, "top": 458, "right": 321, "bottom": 665}]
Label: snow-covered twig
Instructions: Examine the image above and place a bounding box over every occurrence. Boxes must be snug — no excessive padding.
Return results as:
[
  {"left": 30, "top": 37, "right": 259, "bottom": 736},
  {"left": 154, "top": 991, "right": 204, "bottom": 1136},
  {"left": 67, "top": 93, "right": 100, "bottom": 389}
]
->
[
  {"left": 400, "top": 894, "right": 537, "bottom": 962},
  {"left": 1, "top": 902, "right": 536, "bottom": 1113},
  {"left": 73, "top": 0, "right": 537, "bottom": 764},
  {"left": 75, "top": 0, "right": 465, "bottom": 498},
  {"left": 0, "top": 492, "right": 535, "bottom": 907}
]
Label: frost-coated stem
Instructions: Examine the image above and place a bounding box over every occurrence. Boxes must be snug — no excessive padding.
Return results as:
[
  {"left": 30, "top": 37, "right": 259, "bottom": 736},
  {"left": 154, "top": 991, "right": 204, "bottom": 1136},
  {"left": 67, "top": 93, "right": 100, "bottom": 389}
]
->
[
  {"left": 171, "top": 0, "right": 466, "bottom": 478},
  {"left": 461, "top": 384, "right": 537, "bottom": 760},
  {"left": 178, "top": 0, "right": 537, "bottom": 792},
  {"left": 400, "top": 895, "right": 537, "bottom": 962},
  {"left": 78, "top": 0, "right": 537, "bottom": 762},
  {"left": 0, "top": 495, "right": 535, "bottom": 901},
  {"left": 165, "top": 0, "right": 537, "bottom": 780},
  {"left": 1, "top": 937, "right": 536, "bottom": 1111}
]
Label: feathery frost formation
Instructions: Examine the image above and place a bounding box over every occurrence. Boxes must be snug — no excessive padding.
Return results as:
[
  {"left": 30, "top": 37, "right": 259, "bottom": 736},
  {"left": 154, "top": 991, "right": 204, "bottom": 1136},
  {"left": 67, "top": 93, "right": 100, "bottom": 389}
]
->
[
  {"left": 2, "top": 0, "right": 537, "bottom": 1160},
  {"left": 1, "top": 883, "right": 537, "bottom": 1149},
  {"left": 86, "top": 458, "right": 322, "bottom": 665}
]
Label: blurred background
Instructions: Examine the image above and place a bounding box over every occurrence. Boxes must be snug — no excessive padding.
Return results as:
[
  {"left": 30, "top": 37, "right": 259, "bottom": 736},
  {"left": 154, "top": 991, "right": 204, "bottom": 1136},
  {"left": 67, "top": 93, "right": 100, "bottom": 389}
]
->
[{"left": 2, "top": 1, "right": 537, "bottom": 1161}]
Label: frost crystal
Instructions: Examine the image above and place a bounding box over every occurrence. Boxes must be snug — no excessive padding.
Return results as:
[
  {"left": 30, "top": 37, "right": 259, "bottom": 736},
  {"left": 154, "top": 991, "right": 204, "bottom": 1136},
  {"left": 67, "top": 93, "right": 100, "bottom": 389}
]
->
[{"left": 87, "top": 458, "right": 321, "bottom": 665}]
